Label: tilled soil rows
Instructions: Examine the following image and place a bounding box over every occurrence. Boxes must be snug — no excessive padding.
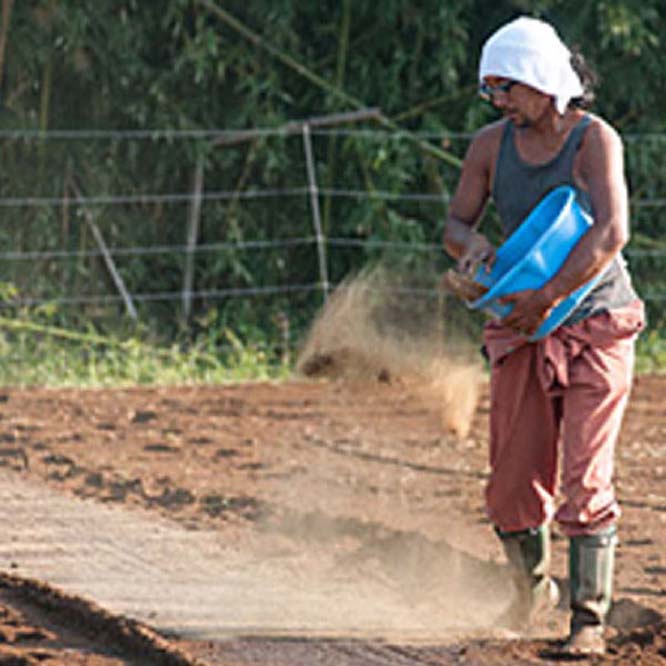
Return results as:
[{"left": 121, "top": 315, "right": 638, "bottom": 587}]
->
[{"left": 0, "top": 375, "right": 665, "bottom": 664}]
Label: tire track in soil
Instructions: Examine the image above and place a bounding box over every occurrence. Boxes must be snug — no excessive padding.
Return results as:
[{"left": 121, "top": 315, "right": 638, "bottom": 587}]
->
[
  {"left": 0, "top": 470, "right": 282, "bottom": 638},
  {"left": 0, "top": 466, "right": 545, "bottom": 666},
  {"left": 0, "top": 469, "right": 488, "bottom": 666},
  {"left": 0, "top": 469, "right": 497, "bottom": 665}
]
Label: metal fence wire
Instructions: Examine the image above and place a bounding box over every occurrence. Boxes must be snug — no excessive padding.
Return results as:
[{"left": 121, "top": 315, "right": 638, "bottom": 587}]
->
[{"left": 1, "top": 123, "right": 665, "bottom": 339}]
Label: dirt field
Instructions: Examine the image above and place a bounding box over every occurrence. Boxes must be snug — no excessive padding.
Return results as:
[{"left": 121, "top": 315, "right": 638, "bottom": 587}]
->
[{"left": 1, "top": 373, "right": 666, "bottom": 665}]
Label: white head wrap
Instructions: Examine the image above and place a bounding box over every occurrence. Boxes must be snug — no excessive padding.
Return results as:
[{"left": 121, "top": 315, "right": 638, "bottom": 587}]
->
[{"left": 478, "top": 16, "right": 583, "bottom": 114}]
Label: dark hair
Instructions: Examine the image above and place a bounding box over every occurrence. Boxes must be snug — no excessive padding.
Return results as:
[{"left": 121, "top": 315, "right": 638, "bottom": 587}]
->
[{"left": 569, "top": 46, "right": 598, "bottom": 109}]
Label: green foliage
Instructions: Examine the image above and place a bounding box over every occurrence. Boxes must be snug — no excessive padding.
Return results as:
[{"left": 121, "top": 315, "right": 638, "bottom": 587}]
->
[
  {"left": 636, "top": 329, "right": 666, "bottom": 375},
  {"left": 0, "top": 1, "right": 665, "bottom": 381},
  {"left": 0, "top": 313, "right": 289, "bottom": 388}
]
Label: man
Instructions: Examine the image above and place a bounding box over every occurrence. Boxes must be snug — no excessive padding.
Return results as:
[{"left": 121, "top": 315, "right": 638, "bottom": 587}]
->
[{"left": 443, "top": 16, "right": 645, "bottom": 655}]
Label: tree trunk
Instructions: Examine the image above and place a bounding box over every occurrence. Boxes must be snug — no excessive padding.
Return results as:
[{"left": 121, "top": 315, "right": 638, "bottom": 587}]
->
[{"left": 0, "top": 0, "right": 15, "bottom": 91}]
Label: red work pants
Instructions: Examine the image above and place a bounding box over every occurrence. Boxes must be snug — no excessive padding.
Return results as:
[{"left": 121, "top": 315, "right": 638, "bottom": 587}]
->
[{"left": 483, "top": 300, "right": 645, "bottom": 537}]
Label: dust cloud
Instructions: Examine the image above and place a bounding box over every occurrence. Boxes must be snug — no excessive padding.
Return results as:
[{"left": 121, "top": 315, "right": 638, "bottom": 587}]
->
[
  {"left": 221, "top": 266, "right": 512, "bottom": 642},
  {"left": 296, "top": 265, "right": 484, "bottom": 439},
  {"left": 233, "top": 510, "right": 515, "bottom": 642}
]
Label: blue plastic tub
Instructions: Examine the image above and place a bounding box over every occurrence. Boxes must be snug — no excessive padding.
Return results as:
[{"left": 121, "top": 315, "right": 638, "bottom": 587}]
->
[{"left": 468, "top": 185, "right": 603, "bottom": 340}]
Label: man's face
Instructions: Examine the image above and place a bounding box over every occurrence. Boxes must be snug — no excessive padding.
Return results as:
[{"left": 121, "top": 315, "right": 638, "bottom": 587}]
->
[{"left": 481, "top": 76, "right": 553, "bottom": 128}]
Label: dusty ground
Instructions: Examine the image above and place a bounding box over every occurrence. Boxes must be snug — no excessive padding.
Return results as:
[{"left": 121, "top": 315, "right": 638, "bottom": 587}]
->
[{"left": 1, "top": 373, "right": 666, "bottom": 664}]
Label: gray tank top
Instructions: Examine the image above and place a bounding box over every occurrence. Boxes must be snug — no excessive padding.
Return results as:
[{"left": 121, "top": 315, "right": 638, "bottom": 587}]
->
[{"left": 491, "top": 115, "right": 637, "bottom": 324}]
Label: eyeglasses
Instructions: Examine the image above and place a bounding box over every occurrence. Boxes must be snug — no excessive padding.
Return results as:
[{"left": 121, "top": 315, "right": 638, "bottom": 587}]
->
[{"left": 478, "top": 80, "right": 517, "bottom": 101}]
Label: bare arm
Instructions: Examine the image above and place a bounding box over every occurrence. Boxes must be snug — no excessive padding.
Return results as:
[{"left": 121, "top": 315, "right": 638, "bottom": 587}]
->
[
  {"left": 543, "top": 119, "right": 628, "bottom": 302},
  {"left": 502, "top": 119, "right": 629, "bottom": 334},
  {"left": 444, "top": 127, "right": 497, "bottom": 273}
]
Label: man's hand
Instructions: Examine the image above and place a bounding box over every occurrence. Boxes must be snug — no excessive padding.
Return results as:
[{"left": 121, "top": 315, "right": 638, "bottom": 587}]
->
[
  {"left": 446, "top": 219, "right": 496, "bottom": 277},
  {"left": 440, "top": 268, "right": 489, "bottom": 302},
  {"left": 458, "top": 230, "right": 495, "bottom": 276},
  {"left": 499, "top": 288, "right": 557, "bottom": 336}
]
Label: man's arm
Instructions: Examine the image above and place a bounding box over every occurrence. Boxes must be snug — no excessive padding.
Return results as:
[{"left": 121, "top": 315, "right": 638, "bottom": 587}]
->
[
  {"left": 502, "top": 118, "right": 629, "bottom": 334},
  {"left": 443, "top": 128, "right": 496, "bottom": 274},
  {"left": 543, "top": 119, "right": 628, "bottom": 300}
]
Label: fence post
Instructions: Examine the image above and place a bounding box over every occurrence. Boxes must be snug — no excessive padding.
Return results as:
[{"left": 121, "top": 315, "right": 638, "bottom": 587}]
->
[
  {"left": 302, "top": 122, "right": 329, "bottom": 301},
  {"left": 183, "top": 155, "right": 205, "bottom": 321},
  {"left": 72, "top": 182, "right": 138, "bottom": 321},
  {"left": 86, "top": 218, "right": 139, "bottom": 322}
]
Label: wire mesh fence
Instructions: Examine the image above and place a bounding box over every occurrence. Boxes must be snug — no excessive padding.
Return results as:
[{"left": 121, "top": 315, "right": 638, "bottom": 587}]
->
[{"left": 1, "top": 124, "right": 665, "bottom": 357}]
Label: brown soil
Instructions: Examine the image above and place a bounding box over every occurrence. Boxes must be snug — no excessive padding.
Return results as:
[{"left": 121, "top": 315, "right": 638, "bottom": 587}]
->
[{"left": 0, "top": 373, "right": 665, "bottom": 664}]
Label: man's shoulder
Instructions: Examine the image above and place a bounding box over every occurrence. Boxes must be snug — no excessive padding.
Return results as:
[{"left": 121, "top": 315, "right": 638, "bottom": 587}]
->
[
  {"left": 580, "top": 113, "right": 623, "bottom": 152},
  {"left": 473, "top": 119, "right": 507, "bottom": 143},
  {"left": 465, "top": 119, "right": 506, "bottom": 163}
]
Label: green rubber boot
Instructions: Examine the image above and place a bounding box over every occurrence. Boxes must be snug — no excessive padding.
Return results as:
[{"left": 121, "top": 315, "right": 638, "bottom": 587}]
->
[
  {"left": 562, "top": 526, "right": 617, "bottom": 656},
  {"left": 495, "top": 525, "right": 560, "bottom": 630}
]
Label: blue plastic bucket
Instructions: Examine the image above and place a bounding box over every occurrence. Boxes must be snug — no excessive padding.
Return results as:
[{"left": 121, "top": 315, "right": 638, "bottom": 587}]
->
[{"left": 468, "top": 185, "right": 603, "bottom": 340}]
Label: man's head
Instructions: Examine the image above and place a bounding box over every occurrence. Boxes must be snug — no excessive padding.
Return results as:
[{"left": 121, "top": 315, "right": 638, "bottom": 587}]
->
[
  {"left": 478, "top": 16, "right": 583, "bottom": 117},
  {"left": 478, "top": 75, "right": 555, "bottom": 128}
]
